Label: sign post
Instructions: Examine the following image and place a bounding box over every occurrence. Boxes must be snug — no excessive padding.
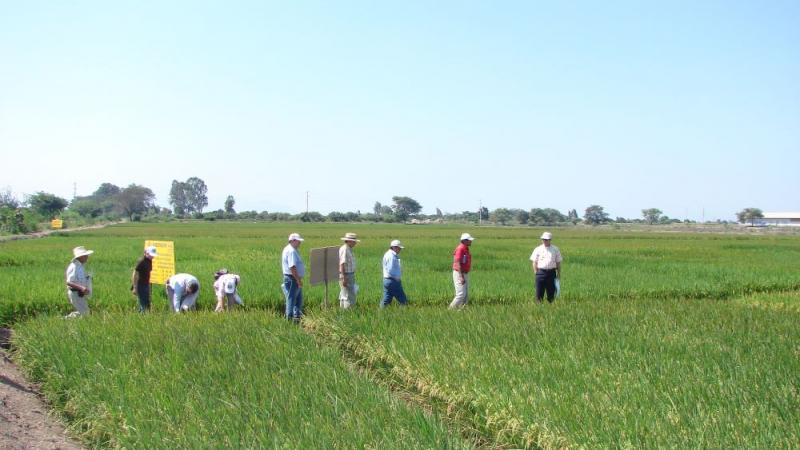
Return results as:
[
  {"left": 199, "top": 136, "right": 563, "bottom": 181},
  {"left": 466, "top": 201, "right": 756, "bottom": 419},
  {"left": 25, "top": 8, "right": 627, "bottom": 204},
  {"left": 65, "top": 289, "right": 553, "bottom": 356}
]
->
[
  {"left": 310, "top": 246, "right": 339, "bottom": 308},
  {"left": 144, "top": 240, "right": 175, "bottom": 285},
  {"left": 50, "top": 219, "right": 63, "bottom": 229}
]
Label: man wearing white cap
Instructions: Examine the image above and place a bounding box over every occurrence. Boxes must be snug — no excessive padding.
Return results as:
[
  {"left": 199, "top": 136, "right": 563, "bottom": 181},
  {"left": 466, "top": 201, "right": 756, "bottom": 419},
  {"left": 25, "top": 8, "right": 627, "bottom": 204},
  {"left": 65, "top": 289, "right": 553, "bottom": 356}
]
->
[
  {"left": 213, "top": 268, "right": 243, "bottom": 312},
  {"left": 281, "top": 232, "right": 305, "bottom": 321},
  {"left": 381, "top": 239, "right": 408, "bottom": 307},
  {"left": 165, "top": 273, "right": 200, "bottom": 312},
  {"left": 65, "top": 246, "right": 94, "bottom": 318},
  {"left": 338, "top": 232, "right": 359, "bottom": 309},
  {"left": 131, "top": 245, "right": 158, "bottom": 312},
  {"left": 530, "top": 231, "right": 562, "bottom": 303},
  {"left": 449, "top": 233, "right": 474, "bottom": 309}
]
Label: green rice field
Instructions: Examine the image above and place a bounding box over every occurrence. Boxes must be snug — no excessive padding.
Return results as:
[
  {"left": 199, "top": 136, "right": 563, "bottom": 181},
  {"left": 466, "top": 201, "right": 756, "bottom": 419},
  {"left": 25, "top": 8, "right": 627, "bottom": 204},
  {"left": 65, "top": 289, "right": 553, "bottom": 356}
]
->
[{"left": 2, "top": 222, "right": 799, "bottom": 448}]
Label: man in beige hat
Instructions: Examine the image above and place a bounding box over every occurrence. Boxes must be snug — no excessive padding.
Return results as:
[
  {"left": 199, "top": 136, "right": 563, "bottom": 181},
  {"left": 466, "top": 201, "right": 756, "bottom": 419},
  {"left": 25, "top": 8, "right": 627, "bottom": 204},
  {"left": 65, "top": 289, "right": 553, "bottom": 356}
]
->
[
  {"left": 65, "top": 246, "right": 94, "bottom": 318},
  {"left": 530, "top": 231, "right": 562, "bottom": 303},
  {"left": 338, "top": 232, "right": 360, "bottom": 308}
]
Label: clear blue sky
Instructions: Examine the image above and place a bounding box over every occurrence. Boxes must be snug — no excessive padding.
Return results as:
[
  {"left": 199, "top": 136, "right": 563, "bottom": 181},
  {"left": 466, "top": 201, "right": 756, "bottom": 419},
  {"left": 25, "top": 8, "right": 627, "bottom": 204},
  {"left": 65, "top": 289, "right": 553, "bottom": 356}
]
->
[{"left": 1, "top": 1, "right": 798, "bottom": 221}]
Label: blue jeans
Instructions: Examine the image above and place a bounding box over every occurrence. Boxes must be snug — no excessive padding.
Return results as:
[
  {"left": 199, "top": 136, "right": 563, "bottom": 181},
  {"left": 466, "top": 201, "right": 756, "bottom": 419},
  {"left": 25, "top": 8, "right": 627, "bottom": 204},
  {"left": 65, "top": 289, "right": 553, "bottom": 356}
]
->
[
  {"left": 380, "top": 278, "right": 407, "bottom": 308},
  {"left": 136, "top": 282, "right": 151, "bottom": 312},
  {"left": 282, "top": 275, "right": 303, "bottom": 319}
]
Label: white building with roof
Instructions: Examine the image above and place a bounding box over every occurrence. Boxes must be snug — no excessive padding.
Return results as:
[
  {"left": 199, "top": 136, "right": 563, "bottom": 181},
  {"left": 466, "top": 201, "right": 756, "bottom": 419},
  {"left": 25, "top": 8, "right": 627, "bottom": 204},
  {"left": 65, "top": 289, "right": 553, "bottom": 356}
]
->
[{"left": 760, "top": 212, "right": 800, "bottom": 227}]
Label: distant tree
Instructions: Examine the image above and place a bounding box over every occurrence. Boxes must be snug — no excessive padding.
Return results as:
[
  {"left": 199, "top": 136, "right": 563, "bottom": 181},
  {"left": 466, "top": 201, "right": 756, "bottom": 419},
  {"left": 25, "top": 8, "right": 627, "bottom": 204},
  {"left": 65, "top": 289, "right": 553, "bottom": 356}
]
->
[
  {"left": 224, "top": 195, "right": 236, "bottom": 214},
  {"left": 169, "top": 177, "right": 208, "bottom": 215},
  {"left": 27, "top": 191, "right": 68, "bottom": 218},
  {"left": 93, "top": 183, "right": 121, "bottom": 198},
  {"left": 514, "top": 209, "right": 529, "bottom": 225},
  {"left": 736, "top": 208, "right": 764, "bottom": 226},
  {"left": 479, "top": 206, "right": 489, "bottom": 221},
  {"left": 300, "top": 211, "right": 324, "bottom": 222},
  {"left": 69, "top": 197, "right": 104, "bottom": 217},
  {"left": 117, "top": 184, "right": 156, "bottom": 220},
  {"left": 567, "top": 209, "right": 580, "bottom": 224},
  {"left": 0, "top": 188, "right": 19, "bottom": 209},
  {"left": 327, "top": 211, "right": 348, "bottom": 222},
  {"left": 373, "top": 201, "right": 383, "bottom": 215},
  {"left": 491, "top": 208, "right": 513, "bottom": 225},
  {"left": 530, "top": 208, "right": 566, "bottom": 225},
  {"left": 391, "top": 196, "right": 422, "bottom": 221},
  {"left": 169, "top": 180, "right": 189, "bottom": 216},
  {"left": 584, "top": 205, "right": 610, "bottom": 225},
  {"left": 642, "top": 208, "right": 663, "bottom": 225},
  {"left": 436, "top": 207, "right": 443, "bottom": 218},
  {"left": 185, "top": 177, "right": 208, "bottom": 214}
]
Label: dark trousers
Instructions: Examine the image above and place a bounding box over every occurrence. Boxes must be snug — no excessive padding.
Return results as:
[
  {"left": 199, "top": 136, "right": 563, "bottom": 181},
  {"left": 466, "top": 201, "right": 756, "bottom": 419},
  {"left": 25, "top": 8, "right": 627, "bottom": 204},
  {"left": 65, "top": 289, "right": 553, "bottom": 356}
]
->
[
  {"left": 136, "top": 282, "right": 151, "bottom": 312},
  {"left": 380, "top": 278, "right": 407, "bottom": 307},
  {"left": 535, "top": 269, "right": 557, "bottom": 302}
]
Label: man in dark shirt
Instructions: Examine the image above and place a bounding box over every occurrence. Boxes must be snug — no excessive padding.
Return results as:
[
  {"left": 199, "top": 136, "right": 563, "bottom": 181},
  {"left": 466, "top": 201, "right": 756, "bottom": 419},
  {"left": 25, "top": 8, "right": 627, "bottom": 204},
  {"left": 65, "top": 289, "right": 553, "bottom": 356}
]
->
[{"left": 131, "top": 246, "right": 158, "bottom": 312}]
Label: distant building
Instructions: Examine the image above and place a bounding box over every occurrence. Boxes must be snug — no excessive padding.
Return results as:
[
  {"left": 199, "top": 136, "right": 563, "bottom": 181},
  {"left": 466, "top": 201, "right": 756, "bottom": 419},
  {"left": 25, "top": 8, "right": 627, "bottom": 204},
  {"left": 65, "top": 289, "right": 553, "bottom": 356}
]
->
[{"left": 761, "top": 212, "right": 800, "bottom": 227}]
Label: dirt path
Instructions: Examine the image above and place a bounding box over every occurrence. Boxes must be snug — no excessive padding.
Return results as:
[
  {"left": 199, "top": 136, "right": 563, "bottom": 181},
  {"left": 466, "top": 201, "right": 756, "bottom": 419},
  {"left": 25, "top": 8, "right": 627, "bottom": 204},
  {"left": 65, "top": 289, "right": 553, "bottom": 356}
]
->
[
  {"left": 1, "top": 332, "right": 83, "bottom": 449},
  {"left": 0, "top": 222, "right": 116, "bottom": 243}
]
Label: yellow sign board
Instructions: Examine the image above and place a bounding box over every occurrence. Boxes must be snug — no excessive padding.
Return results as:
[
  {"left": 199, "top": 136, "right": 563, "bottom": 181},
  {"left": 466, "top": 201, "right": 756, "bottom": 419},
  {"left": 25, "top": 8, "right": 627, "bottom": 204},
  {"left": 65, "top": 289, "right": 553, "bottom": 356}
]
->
[
  {"left": 51, "top": 219, "right": 63, "bottom": 229},
  {"left": 145, "top": 240, "right": 175, "bottom": 285}
]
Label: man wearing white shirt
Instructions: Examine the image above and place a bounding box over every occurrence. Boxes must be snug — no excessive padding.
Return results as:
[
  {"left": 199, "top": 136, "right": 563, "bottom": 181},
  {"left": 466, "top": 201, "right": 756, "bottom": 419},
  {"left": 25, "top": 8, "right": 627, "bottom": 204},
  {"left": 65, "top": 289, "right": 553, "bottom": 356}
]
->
[
  {"left": 166, "top": 273, "right": 200, "bottom": 312},
  {"left": 281, "top": 233, "right": 305, "bottom": 321},
  {"left": 381, "top": 240, "right": 408, "bottom": 307},
  {"left": 338, "top": 232, "right": 359, "bottom": 309},
  {"left": 213, "top": 269, "right": 243, "bottom": 312},
  {"left": 530, "top": 231, "right": 562, "bottom": 303},
  {"left": 65, "top": 246, "right": 94, "bottom": 318}
]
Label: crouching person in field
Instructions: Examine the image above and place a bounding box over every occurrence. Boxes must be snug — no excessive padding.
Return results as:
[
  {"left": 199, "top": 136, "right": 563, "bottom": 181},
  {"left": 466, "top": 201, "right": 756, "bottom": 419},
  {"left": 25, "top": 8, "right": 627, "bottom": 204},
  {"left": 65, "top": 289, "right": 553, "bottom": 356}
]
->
[
  {"left": 165, "top": 273, "right": 200, "bottom": 313},
  {"left": 65, "top": 246, "right": 94, "bottom": 318},
  {"left": 213, "top": 268, "right": 243, "bottom": 312}
]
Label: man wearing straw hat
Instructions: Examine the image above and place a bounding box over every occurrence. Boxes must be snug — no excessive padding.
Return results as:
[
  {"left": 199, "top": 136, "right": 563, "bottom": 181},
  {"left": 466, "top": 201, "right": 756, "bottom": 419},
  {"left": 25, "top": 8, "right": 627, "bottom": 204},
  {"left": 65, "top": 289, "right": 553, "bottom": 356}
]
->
[
  {"left": 530, "top": 231, "right": 562, "bottom": 303},
  {"left": 338, "top": 232, "right": 360, "bottom": 308},
  {"left": 65, "top": 246, "right": 94, "bottom": 318}
]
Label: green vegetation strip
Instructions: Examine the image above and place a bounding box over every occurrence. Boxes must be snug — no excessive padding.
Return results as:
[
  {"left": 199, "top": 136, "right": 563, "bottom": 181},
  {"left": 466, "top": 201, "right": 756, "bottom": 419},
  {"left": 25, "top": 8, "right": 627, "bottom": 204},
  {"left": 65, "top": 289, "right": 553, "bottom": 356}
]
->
[
  {"left": 304, "top": 313, "right": 569, "bottom": 449},
  {"left": 12, "top": 312, "right": 471, "bottom": 449},
  {"left": 318, "top": 302, "right": 800, "bottom": 449},
  {"left": 3, "top": 223, "right": 800, "bottom": 326}
]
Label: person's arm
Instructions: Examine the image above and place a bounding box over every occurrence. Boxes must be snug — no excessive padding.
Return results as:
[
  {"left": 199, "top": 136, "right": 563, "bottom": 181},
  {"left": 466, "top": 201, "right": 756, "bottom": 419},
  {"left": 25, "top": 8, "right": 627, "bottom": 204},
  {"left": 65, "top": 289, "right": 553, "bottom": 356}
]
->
[
  {"left": 556, "top": 262, "right": 561, "bottom": 278},
  {"left": 131, "top": 269, "right": 140, "bottom": 293},
  {"left": 290, "top": 265, "right": 303, "bottom": 288},
  {"left": 66, "top": 265, "right": 88, "bottom": 295},
  {"left": 66, "top": 280, "right": 88, "bottom": 294},
  {"left": 339, "top": 262, "right": 348, "bottom": 287},
  {"left": 172, "top": 283, "right": 184, "bottom": 312}
]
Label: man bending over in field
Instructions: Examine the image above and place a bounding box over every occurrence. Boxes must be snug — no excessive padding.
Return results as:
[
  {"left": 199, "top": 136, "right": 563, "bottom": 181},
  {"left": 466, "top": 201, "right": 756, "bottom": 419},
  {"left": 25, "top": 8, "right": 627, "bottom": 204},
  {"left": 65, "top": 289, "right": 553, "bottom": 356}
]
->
[
  {"left": 165, "top": 273, "right": 200, "bottom": 312},
  {"left": 213, "top": 268, "right": 243, "bottom": 312}
]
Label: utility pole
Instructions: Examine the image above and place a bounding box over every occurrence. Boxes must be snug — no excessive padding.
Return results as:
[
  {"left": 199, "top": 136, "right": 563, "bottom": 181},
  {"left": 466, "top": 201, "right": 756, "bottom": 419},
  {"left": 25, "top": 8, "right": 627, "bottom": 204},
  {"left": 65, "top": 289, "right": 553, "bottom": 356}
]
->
[
  {"left": 305, "top": 191, "right": 309, "bottom": 215},
  {"left": 73, "top": 182, "right": 77, "bottom": 200},
  {"left": 478, "top": 200, "right": 482, "bottom": 226}
]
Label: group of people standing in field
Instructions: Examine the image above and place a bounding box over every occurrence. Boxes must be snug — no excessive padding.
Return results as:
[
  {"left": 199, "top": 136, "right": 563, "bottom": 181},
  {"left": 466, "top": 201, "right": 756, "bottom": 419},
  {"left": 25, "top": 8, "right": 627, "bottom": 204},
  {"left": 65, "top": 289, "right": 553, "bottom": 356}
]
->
[{"left": 63, "top": 231, "right": 563, "bottom": 320}]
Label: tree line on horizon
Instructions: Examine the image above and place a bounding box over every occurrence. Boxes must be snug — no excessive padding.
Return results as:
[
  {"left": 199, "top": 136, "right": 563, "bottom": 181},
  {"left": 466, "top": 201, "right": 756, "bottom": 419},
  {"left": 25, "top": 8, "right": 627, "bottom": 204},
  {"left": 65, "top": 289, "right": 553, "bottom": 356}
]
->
[{"left": 1, "top": 177, "right": 753, "bottom": 235}]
